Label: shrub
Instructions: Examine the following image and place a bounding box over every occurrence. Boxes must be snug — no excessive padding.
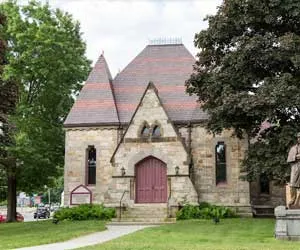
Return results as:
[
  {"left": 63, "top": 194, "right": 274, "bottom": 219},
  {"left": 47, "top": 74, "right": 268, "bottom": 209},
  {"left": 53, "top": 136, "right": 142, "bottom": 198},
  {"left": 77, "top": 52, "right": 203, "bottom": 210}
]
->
[
  {"left": 176, "top": 202, "right": 237, "bottom": 220},
  {"left": 53, "top": 204, "right": 116, "bottom": 221}
]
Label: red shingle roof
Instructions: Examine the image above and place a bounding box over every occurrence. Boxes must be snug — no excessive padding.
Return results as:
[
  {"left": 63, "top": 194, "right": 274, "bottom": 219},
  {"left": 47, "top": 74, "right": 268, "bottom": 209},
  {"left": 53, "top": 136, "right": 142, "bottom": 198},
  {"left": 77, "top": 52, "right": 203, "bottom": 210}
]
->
[
  {"left": 64, "top": 44, "right": 208, "bottom": 127},
  {"left": 64, "top": 54, "right": 119, "bottom": 126},
  {"left": 113, "top": 44, "right": 208, "bottom": 124}
]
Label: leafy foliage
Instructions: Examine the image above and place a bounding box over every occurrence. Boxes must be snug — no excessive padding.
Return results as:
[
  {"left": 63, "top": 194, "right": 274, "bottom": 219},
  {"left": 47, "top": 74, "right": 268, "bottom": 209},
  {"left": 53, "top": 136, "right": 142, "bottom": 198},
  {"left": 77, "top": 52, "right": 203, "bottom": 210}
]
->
[
  {"left": 0, "top": 9, "right": 19, "bottom": 222},
  {"left": 0, "top": 1, "right": 90, "bottom": 221},
  {"left": 53, "top": 204, "right": 116, "bottom": 221},
  {"left": 0, "top": 0, "right": 90, "bottom": 193},
  {"left": 0, "top": 10, "right": 17, "bottom": 176},
  {"left": 41, "top": 176, "right": 63, "bottom": 204},
  {"left": 186, "top": 0, "right": 300, "bottom": 182},
  {"left": 176, "top": 202, "right": 236, "bottom": 220}
]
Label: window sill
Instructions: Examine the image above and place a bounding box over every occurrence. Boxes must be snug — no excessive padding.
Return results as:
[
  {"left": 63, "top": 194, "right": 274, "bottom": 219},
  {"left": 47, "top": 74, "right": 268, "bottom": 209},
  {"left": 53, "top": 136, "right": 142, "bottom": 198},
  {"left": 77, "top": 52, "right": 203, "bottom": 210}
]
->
[
  {"left": 86, "top": 184, "right": 96, "bottom": 188},
  {"left": 259, "top": 193, "right": 270, "bottom": 197},
  {"left": 216, "top": 182, "right": 228, "bottom": 188}
]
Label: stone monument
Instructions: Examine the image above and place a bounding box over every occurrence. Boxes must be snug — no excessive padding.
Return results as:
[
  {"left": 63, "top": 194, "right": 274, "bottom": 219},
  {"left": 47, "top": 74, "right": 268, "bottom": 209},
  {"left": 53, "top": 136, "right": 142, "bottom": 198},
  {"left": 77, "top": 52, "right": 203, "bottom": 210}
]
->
[
  {"left": 286, "top": 132, "right": 300, "bottom": 208},
  {"left": 275, "top": 132, "right": 300, "bottom": 240}
]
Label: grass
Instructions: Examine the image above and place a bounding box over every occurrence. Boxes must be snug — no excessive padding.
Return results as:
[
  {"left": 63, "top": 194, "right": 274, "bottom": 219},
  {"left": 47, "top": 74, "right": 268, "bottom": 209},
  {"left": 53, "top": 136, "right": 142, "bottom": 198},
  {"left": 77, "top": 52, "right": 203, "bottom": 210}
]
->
[
  {"left": 80, "top": 218, "right": 300, "bottom": 250},
  {"left": 0, "top": 220, "right": 106, "bottom": 249}
]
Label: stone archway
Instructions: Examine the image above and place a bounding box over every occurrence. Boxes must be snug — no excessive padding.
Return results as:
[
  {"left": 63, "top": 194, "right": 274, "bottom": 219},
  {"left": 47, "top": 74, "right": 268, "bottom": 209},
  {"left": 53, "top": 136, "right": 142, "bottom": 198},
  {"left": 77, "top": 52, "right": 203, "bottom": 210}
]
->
[{"left": 135, "top": 156, "right": 167, "bottom": 203}]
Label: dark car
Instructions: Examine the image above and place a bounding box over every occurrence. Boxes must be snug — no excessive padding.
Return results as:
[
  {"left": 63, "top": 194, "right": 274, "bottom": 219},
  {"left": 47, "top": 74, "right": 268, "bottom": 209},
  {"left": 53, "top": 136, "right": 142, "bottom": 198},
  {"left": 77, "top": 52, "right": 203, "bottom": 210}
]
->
[{"left": 34, "top": 207, "right": 50, "bottom": 219}]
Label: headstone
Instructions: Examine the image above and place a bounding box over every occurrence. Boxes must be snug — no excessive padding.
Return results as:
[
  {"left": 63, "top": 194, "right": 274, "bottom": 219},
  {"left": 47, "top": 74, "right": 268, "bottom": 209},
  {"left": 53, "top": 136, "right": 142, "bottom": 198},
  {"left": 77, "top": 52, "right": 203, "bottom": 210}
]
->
[{"left": 275, "top": 206, "right": 300, "bottom": 240}]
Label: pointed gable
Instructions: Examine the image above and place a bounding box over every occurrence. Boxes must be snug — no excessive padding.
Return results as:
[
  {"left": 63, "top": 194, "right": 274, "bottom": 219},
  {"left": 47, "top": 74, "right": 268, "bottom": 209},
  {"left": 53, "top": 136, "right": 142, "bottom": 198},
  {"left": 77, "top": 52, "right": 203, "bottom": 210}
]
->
[
  {"left": 64, "top": 54, "right": 119, "bottom": 127},
  {"left": 112, "top": 44, "right": 208, "bottom": 124},
  {"left": 111, "top": 82, "right": 188, "bottom": 164}
]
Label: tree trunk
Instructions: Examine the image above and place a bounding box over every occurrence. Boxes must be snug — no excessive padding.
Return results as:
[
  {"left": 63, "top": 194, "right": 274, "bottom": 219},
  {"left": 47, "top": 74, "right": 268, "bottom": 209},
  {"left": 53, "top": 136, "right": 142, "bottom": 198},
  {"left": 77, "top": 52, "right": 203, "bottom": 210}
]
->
[{"left": 6, "top": 167, "right": 17, "bottom": 222}]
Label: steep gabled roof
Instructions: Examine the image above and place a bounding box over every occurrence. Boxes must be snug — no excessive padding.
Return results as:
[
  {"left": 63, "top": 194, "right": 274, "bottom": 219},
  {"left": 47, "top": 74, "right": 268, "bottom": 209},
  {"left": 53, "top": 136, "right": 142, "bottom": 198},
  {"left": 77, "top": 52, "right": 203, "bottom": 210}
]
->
[
  {"left": 112, "top": 44, "right": 208, "bottom": 124},
  {"left": 64, "top": 54, "right": 119, "bottom": 127}
]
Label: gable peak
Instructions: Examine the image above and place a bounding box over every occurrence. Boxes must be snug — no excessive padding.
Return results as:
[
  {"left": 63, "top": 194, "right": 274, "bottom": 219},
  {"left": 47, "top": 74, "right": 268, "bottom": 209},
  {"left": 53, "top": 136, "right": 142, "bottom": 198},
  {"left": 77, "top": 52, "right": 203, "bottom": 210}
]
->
[
  {"left": 147, "top": 81, "right": 158, "bottom": 95},
  {"left": 86, "top": 52, "right": 112, "bottom": 83}
]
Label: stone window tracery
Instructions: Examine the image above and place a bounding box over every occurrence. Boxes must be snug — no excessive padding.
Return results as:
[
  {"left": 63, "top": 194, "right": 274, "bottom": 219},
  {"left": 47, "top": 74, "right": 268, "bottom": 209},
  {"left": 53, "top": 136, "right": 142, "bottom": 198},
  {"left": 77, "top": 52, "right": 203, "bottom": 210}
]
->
[
  {"left": 87, "top": 146, "right": 96, "bottom": 185},
  {"left": 140, "top": 123, "right": 150, "bottom": 137},
  {"left": 152, "top": 125, "right": 161, "bottom": 137}
]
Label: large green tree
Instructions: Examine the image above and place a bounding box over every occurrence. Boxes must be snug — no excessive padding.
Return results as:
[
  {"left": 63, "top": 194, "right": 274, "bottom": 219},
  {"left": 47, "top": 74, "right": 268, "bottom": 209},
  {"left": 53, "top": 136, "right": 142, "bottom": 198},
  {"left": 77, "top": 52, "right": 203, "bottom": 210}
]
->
[
  {"left": 186, "top": 0, "right": 300, "bottom": 183},
  {"left": 0, "top": 1, "right": 90, "bottom": 221},
  {"left": 0, "top": 10, "right": 19, "bottom": 216}
]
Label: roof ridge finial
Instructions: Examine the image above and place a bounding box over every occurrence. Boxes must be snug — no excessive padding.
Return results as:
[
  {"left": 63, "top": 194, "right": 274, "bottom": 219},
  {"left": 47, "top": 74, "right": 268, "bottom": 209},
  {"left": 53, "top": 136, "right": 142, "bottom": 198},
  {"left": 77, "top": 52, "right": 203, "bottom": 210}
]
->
[{"left": 148, "top": 37, "right": 182, "bottom": 45}]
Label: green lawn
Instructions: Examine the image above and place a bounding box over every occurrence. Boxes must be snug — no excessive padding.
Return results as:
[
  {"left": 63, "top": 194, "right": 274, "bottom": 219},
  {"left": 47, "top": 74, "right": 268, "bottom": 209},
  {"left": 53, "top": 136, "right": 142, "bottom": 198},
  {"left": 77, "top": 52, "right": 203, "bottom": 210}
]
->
[
  {"left": 0, "top": 220, "right": 106, "bottom": 249},
  {"left": 81, "top": 219, "right": 300, "bottom": 250}
]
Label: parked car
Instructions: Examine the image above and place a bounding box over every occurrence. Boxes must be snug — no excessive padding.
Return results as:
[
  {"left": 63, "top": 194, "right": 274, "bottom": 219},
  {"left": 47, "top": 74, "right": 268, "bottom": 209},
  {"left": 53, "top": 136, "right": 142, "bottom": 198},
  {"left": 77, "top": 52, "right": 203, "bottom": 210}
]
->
[
  {"left": 50, "top": 205, "right": 60, "bottom": 212},
  {"left": 0, "top": 212, "right": 24, "bottom": 223},
  {"left": 34, "top": 207, "right": 50, "bottom": 219}
]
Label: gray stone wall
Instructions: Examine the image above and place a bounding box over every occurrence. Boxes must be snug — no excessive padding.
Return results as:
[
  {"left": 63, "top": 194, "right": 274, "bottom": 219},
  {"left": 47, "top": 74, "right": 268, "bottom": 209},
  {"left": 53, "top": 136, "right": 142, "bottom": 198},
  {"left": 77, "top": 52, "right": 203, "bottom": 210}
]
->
[
  {"left": 64, "top": 127, "right": 118, "bottom": 206},
  {"left": 179, "top": 125, "right": 250, "bottom": 207},
  {"left": 250, "top": 180, "right": 286, "bottom": 207}
]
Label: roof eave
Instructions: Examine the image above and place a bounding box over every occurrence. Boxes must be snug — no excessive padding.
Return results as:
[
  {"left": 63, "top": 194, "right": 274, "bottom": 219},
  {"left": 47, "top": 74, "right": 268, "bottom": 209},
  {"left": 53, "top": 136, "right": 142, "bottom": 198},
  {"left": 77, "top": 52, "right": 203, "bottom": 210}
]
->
[{"left": 64, "top": 122, "right": 120, "bottom": 128}]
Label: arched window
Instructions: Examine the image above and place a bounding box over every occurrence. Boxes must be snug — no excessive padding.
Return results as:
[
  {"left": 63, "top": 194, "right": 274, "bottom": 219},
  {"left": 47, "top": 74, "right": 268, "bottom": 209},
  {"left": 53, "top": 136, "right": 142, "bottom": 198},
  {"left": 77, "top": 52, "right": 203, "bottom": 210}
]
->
[
  {"left": 87, "top": 146, "right": 96, "bottom": 185},
  {"left": 215, "top": 142, "right": 226, "bottom": 185},
  {"left": 152, "top": 125, "right": 161, "bottom": 137},
  {"left": 141, "top": 125, "right": 150, "bottom": 137}
]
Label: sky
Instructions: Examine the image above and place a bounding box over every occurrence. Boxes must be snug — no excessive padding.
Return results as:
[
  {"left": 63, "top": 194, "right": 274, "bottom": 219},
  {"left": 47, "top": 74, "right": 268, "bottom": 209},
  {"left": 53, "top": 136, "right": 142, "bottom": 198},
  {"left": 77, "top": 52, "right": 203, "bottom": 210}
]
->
[{"left": 18, "top": 0, "right": 223, "bottom": 77}]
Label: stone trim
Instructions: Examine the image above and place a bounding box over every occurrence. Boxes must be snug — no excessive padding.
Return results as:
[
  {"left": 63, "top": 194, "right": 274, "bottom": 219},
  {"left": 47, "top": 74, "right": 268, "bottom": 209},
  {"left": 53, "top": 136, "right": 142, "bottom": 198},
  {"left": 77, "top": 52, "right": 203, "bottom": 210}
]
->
[
  {"left": 128, "top": 151, "right": 176, "bottom": 171},
  {"left": 150, "top": 121, "right": 163, "bottom": 138},
  {"left": 137, "top": 121, "right": 150, "bottom": 138},
  {"left": 65, "top": 126, "right": 118, "bottom": 131},
  {"left": 112, "top": 174, "right": 190, "bottom": 178},
  {"left": 64, "top": 123, "right": 120, "bottom": 128},
  {"left": 167, "top": 174, "right": 189, "bottom": 177},
  {"left": 124, "top": 137, "right": 177, "bottom": 143},
  {"left": 112, "top": 175, "right": 135, "bottom": 178}
]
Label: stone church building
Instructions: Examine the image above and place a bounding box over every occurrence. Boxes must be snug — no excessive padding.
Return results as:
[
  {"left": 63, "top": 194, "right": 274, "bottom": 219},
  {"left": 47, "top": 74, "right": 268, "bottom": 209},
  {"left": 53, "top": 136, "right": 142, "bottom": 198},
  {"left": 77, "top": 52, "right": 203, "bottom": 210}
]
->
[{"left": 63, "top": 42, "right": 284, "bottom": 220}]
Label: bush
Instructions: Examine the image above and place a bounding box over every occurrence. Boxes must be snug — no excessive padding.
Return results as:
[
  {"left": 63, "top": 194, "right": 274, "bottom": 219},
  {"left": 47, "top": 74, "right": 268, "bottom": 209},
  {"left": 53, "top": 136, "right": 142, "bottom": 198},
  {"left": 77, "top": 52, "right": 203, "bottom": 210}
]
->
[
  {"left": 176, "top": 202, "right": 237, "bottom": 220},
  {"left": 53, "top": 204, "right": 116, "bottom": 221}
]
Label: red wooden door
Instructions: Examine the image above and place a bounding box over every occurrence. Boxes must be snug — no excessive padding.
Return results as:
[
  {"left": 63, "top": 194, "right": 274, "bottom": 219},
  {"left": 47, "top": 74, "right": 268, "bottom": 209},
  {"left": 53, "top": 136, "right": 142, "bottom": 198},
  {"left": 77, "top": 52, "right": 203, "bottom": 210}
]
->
[{"left": 135, "top": 156, "right": 167, "bottom": 203}]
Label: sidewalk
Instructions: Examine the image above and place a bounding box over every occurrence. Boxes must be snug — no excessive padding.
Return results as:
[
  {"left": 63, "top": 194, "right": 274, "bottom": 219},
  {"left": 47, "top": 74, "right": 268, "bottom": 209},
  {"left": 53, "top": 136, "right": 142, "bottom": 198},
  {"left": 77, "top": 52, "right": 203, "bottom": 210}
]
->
[{"left": 15, "top": 225, "right": 154, "bottom": 250}]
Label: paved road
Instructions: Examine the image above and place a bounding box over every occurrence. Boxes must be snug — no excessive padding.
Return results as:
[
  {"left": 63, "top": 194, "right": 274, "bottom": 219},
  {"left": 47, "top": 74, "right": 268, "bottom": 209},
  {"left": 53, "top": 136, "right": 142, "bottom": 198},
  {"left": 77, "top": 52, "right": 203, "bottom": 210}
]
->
[
  {"left": 0, "top": 207, "right": 49, "bottom": 222},
  {"left": 15, "top": 225, "right": 154, "bottom": 250},
  {"left": 23, "top": 211, "right": 38, "bottom": 222}
]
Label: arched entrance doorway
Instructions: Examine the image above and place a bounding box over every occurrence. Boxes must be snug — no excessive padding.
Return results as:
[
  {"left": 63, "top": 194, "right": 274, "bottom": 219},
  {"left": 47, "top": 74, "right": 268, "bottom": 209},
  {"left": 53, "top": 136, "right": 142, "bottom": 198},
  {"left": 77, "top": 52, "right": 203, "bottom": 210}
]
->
[{"left": 135, "top": 156, "right": 167, "bottom": 203}]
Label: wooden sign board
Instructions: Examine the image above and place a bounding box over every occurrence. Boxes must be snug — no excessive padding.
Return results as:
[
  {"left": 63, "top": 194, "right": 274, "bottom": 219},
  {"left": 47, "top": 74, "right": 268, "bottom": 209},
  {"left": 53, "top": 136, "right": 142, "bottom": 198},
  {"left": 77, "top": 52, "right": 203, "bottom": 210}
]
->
[{"left": 70, "top": 185, "right": 92, "bottom": 205}]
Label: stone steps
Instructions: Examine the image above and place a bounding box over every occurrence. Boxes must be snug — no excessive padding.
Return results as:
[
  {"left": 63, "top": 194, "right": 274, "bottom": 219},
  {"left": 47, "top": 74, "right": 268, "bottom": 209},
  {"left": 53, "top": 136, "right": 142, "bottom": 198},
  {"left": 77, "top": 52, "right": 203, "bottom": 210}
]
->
[
  {"left": 252, "top": 205, "right": 275, "bottom": 217},
  {"left": 116, "top": 203, "right": 174, "bottom": 223}
]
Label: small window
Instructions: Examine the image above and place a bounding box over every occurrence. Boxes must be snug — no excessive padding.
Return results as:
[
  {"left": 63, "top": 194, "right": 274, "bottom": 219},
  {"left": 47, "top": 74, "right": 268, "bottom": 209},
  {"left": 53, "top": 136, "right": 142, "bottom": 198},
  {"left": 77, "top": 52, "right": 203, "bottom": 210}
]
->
[
  {"left": 259, "top": 173, "right": 270, "bottom": 194},
  {"left": 216, "top": 142, "right": 226, "bottom": 185},
  {"left": 87, "top": 146, "right": 96, "bottom": 185},
  {"left": 152, "top": 125, "right": 161, "bottom": 137},
  {"left": 141, "top": 126, "right": 150, "bottom": 137}
]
